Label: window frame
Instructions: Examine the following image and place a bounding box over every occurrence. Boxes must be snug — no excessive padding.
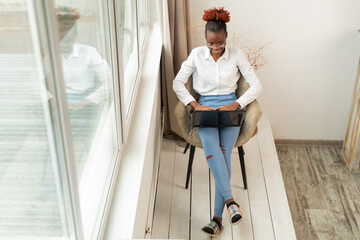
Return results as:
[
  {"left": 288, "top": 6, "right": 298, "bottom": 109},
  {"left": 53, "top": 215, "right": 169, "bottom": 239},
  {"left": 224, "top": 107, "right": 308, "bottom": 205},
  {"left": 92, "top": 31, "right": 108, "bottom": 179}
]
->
[
  {"left": 28, "top": 0, "right": 125, "bottom": 239},
  {"left": 114, "top": 0, "right": 151, "bottom": 144},
  {"left": 137, "top": 0, "right": 150, "bottom": 54},
  {"left": 17, "top": 0, "right": 152, "bottom": 238},
  {"left": 30, "top": 0, "right": 84, "bottom": 238}
]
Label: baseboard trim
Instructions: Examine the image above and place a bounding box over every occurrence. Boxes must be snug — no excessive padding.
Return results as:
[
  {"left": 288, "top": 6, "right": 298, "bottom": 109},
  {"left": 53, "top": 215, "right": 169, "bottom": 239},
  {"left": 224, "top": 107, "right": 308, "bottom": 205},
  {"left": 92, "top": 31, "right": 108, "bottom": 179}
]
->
[{"left": 274, "top": 139, "right": 343, "bottom": 146}]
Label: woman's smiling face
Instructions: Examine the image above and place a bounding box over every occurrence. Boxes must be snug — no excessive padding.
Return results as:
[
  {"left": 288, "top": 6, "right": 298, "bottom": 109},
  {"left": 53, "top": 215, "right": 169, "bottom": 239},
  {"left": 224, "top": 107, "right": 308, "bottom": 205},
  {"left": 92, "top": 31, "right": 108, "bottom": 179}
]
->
[{"left": 206, "top": 30, "right": 227, "bottom": 57}]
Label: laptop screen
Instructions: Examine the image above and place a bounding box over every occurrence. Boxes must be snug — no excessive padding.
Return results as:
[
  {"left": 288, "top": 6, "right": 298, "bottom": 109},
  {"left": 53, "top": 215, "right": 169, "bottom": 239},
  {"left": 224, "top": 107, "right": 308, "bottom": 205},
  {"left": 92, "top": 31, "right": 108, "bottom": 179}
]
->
[{"left": 192, "top": 110, "right": 246, "bottom": 127}]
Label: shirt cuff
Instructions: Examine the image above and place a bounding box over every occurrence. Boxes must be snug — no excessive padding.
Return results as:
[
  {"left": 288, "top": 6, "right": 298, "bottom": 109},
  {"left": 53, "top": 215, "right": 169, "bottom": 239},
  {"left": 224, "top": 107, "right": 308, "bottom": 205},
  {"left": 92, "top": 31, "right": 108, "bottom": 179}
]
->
[
  {"left": 85, "top": 96, "right": 100, "bottom": 105},
  {"left": 182, "top": 96, "right": 196, "bottom": 107},
  {"left": 236, "top": 98, "right": 247, "bottom": 109}
]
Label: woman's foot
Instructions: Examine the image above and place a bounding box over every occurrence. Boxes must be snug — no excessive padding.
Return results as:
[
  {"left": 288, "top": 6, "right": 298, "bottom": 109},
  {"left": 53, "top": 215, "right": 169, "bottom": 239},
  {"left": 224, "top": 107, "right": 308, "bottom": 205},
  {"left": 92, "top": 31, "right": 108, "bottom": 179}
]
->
[
  {"left": 226, "top": 200, "right": 243, "bottom": 225},
  {"left": 201, "top": 217, "right": 224, "bottom": 237}
]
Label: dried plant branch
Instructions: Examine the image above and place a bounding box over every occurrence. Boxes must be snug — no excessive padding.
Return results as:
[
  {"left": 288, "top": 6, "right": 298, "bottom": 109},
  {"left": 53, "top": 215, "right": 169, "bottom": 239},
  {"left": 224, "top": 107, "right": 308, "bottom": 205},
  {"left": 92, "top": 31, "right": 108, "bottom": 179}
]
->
[{"left": 243, "top": 42, "right": 272, "bottom": 71}]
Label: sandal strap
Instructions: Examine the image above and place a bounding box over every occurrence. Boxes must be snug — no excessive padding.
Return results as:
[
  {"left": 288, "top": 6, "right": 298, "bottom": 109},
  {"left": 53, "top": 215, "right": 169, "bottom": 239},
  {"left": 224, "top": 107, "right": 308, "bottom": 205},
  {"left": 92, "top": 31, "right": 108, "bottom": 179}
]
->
[
  {"left": 204, "top": 220, "right": 221, "bottom": 234},
  {"left": 228, "top": 203, "right": 243, "bottom": 219}
]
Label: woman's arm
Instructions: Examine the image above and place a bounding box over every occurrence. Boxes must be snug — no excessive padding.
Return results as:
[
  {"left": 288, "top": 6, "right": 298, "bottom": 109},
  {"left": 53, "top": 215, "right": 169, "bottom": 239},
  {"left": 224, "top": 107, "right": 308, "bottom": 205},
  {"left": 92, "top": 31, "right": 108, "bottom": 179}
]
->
[
  {"left": 235, "top": 48, "right": 262, "bottom": 108},
  {"left": 172, "top": 49, "right": 198, "bottom": 106},
  {"left": 85, "top": 47, "right": 111, "bottom": 105}
]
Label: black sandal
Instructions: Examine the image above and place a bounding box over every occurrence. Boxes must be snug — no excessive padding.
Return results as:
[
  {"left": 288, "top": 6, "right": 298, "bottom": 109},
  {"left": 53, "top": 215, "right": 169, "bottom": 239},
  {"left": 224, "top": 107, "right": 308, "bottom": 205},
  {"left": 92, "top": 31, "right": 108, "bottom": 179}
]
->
[{"left": 201, "top": 217, "right": 224, "bottom": 237}]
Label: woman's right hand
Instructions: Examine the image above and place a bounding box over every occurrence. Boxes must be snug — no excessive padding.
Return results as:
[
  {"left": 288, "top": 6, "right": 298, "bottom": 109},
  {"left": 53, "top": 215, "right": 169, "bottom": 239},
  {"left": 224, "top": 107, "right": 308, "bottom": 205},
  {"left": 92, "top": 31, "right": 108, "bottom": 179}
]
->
[
  {"left": 194, "top": 104, "right": 216, "bottom": 111},
  {"left": 188, "top": 101, "right": 216, "bottom": 111}
]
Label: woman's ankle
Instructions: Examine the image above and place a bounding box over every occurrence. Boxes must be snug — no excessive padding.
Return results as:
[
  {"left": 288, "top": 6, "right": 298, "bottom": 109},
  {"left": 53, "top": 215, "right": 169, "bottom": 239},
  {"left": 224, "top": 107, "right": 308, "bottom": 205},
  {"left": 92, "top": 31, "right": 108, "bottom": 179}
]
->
[
  {"left": 226, "top": 200, "right": 239, "bottom": 209},
  {"left": 213, "top": 216, "right": 222, "bottom": 223},
  {"left": 225, "top": 198, "right": 234, "bottom": 205}
]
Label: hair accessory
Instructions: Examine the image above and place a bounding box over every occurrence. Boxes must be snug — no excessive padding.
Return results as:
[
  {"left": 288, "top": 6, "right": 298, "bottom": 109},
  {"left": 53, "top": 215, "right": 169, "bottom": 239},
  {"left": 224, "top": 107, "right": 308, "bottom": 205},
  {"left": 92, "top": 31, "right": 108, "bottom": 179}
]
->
[
  {"left": 202, "top": 7, "right": 230, "bottom": 23},
  {"left": 56, "top": 6, "right": 81, "bottom": 30}
]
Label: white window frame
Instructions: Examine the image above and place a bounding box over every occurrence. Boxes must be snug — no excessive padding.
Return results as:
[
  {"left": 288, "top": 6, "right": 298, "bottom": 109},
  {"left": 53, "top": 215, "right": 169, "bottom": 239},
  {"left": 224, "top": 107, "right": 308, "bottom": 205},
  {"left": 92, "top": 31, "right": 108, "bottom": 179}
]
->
[
  {"left": 29, "top": 0, "right": 83, "bottom": 238},
  {"left": 24, "top": 0, "right": 152, "bottom": 239},
  {"left": 114, "top": 0, "right": 143, "bottom": 144}
]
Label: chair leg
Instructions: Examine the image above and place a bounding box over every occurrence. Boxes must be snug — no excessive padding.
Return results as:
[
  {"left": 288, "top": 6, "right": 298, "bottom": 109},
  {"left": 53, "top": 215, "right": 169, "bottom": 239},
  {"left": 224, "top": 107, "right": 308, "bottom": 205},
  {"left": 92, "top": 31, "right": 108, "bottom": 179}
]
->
[
  {"left": 183, "top": 142, "right": 190, "bottom": 154},
  {"left": 185, "top": 145, "right": 196, "bottom": 189},
  {"left": 238, "top": 146, "right": 247, "bottom": 190}
]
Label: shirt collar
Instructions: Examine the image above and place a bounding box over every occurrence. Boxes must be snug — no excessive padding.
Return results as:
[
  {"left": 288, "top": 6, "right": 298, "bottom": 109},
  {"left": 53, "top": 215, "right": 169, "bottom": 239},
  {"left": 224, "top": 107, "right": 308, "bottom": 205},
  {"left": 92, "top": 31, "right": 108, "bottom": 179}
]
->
[
  {"left": 69, "top": 43, "right": 80, "bottom": 58},
  {"left": 62, "top": 43, "right": 80, "bottom": 60},
  {"left": 204, "top": 45, "right": 229, "bottom": 61}
]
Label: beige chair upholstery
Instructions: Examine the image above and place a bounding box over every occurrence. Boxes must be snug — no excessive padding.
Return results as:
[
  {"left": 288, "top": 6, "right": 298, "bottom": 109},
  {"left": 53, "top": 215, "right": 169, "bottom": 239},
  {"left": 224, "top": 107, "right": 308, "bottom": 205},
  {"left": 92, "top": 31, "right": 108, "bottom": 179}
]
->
[{"left": 174, "top": 75, "right": 262, "bottom": 148}]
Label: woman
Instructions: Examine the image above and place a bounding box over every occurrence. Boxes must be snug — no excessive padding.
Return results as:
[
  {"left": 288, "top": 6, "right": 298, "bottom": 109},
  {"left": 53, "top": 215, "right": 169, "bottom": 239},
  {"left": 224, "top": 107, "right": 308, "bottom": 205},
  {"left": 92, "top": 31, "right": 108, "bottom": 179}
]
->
[{"left": 172, "top": 7, "right": 262, "bottom": 237}]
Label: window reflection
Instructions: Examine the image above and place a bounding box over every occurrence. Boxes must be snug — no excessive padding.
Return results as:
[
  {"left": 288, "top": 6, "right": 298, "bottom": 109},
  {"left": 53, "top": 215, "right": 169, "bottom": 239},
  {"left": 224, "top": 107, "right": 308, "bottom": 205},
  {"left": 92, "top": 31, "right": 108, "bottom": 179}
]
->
[
  {"left": 48, "top": 6, "right": 112, "bottom": 179},
  {"left": 54, "top": 4, "right": 118, "bottom": 237},
  {"left": 118, "top": 0, "right": 139, "bottom": 115},
  {"left": 138, "top": 0, "right": 149, "bottom": 52},
  {"left": 0, "top": 3, "right": 70, "bottom": 237}
]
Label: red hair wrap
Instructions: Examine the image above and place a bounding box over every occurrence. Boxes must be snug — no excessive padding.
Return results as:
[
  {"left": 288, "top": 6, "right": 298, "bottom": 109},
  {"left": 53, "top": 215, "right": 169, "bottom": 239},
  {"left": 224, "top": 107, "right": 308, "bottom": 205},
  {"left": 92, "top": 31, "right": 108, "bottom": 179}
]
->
[{"left": 202, "top": 7, "right": 230, "bottom": 23}]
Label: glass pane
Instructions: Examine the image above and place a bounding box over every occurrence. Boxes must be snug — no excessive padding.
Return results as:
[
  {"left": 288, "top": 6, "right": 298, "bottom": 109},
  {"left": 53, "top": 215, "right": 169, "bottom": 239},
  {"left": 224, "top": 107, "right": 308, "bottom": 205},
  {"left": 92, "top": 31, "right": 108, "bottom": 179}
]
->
[
  {"left": 119, "top": 0, "right": 139, "bottom": 115},
  {"left": 0, "top": 2, "right": 73, "bottom": 238},
  {"left": 138, "top": 0, "right": 149, "bottom": 52},
  {"left": 53, "top": 2, "right": 118, "bottom": 238}
]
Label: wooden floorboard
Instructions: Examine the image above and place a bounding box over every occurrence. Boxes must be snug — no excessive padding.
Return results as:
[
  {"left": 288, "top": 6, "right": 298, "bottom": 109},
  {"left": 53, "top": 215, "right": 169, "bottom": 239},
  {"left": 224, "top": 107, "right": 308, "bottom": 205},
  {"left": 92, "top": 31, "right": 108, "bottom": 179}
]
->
[
  {"left": 168, "top": 143, "right": 191, "bottom": 239},
  {"left": 276, "top": 144, "right": 360, "bottom": 240},
  {"left": 243, "top": 134, "right": 275, "bottom": 240},
  {"left": 230, "top": 147, "right": 253, "bottom": 239},
  {"left": 152, "top": 116, "right": 295, "bottom": 239},
  {"left": 256, "top": 118, "right": 297, "bottom": 240},
  {"left": 151, "top": 138, "right": 176, "bottom": 239}
]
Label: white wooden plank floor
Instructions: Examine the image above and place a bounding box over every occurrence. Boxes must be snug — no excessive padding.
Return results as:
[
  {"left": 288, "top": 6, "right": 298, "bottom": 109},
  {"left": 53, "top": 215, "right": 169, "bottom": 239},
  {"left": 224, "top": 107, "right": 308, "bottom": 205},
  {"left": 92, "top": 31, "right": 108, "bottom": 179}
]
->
[{"left": 151, "top": 116, "right": 296, "bottom": 240}]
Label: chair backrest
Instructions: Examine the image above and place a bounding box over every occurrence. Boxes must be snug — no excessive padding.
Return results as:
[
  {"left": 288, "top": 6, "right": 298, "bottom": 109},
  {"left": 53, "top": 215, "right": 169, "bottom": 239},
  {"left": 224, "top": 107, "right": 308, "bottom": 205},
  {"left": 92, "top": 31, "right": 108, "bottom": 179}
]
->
[{"left": 235, "top": 74, "right": 250, "bottom": 100}]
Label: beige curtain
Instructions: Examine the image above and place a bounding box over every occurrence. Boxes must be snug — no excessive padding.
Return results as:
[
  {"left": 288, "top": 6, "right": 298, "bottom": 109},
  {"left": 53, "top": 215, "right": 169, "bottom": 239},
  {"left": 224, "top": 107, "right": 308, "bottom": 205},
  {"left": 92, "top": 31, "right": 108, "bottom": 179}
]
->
[{"left": 158, "top": 0, "right": 192, "bottom": 146}]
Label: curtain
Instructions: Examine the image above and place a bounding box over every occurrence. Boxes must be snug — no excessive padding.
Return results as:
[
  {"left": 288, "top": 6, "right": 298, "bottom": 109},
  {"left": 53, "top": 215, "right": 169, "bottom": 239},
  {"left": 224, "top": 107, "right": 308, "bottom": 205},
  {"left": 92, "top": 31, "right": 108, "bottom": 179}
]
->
[{"left": 158, "top": 0, "right": 192, "bottom": 147}]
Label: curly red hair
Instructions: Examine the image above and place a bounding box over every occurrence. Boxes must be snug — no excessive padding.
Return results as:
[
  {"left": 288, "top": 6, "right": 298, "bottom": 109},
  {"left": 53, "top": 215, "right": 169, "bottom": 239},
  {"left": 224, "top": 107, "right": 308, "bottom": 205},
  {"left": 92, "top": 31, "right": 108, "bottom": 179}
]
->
[{"left": 202, "top": 7, "right": 230, "bottom": 23}]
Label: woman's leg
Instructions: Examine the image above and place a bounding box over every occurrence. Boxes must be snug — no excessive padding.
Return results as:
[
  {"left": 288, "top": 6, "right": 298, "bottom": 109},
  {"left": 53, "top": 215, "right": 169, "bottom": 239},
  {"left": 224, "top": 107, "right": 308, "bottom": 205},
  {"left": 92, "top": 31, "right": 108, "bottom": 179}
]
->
[
  {"left": 196, "top": 127, "right": 233, "bottom": 211},
  {"left": 213, "top": 125, "right": 241, "bottom": 218},
  {"left": 197, "top": 93, "right": 240, "bottom": 218}
]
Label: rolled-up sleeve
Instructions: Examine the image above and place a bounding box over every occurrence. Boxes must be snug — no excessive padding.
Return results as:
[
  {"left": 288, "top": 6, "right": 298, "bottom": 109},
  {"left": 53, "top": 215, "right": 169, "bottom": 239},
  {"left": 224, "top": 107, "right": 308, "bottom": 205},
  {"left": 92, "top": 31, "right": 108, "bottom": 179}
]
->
[
  {"left": 235, "top": 48, "right": 262, "bottom": 109},
  {"left": 172, "top": 50, "right": 197, "bottom": 106}
]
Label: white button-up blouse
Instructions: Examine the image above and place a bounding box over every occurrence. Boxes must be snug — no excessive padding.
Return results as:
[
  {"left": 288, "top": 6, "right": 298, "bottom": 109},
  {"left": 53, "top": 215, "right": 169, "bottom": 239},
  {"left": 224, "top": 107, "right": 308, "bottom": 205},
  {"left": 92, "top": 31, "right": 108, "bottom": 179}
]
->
[{"left": 172, "top": 45, "right": 262, "bottom": 109}]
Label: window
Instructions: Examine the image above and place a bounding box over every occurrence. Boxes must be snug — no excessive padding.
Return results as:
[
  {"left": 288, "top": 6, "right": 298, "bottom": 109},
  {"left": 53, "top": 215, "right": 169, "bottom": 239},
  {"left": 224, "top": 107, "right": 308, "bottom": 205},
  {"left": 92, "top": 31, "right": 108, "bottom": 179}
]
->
[
  {"left": 138, "top": 0, "right": 150, "bottom": 53},
  {"left": 115, "top": 0, "right": 152, "bottom": 143},
  {"left": 52, "top": 2, "right": 118, "bottom": 239},
  {"left": 0, "top": 0, "right": 151, "bottom": 239},
  {"left": 0, "top": 1, "right": 75, "bottom": 238},
  {"left": 116, "top": 0, "right": 139, "bottom": 118}
]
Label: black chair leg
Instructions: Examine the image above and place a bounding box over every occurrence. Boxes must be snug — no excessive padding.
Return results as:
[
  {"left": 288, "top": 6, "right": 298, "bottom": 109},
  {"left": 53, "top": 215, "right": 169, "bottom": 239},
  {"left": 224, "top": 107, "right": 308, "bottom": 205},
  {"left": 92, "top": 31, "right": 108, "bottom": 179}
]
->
[
  {"left": 183, "top": 142, "right": 190, "bottom": 154},
  {"left": 238, "top": 146, "right": 247, "bottom": 190},
  {"left": 184, "top": 144, "right": 247, "bottom": 190},
  {"left": 185, "top": 145, "right": 195, "bottom": 189}
]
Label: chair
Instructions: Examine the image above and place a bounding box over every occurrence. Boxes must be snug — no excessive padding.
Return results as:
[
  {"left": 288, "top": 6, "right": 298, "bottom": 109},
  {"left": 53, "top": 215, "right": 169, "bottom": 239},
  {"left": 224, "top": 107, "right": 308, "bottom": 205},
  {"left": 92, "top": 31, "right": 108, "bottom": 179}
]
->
[{"left": 173, "top": 74, "right": 262, "bottom": 190}]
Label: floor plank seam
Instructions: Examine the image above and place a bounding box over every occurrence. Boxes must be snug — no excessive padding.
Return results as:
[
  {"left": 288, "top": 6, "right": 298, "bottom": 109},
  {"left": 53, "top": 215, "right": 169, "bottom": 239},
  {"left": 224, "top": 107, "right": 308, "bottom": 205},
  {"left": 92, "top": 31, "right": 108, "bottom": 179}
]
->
[
  {"left": 256, "top": 129, "right": 277, "bottom": 240},
  {"left": 189, "top": 170, "right": 192, "bottom": 240},
  {"left": 150, "top": 143, "right": 163, "bottom": 237},
  {"left": 243, "top": 146, "right": 257, "bottom": 240},
  {"left": 167, "top": 144, "right": 177, "bottom": 239}
]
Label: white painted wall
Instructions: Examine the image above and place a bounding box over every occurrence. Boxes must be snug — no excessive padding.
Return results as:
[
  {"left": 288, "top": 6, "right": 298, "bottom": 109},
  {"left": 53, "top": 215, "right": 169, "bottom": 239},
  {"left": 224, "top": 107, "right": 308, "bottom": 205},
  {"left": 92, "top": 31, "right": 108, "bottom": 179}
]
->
[{"left": 187, "top": 0, "right": 360, "bottom": 140}]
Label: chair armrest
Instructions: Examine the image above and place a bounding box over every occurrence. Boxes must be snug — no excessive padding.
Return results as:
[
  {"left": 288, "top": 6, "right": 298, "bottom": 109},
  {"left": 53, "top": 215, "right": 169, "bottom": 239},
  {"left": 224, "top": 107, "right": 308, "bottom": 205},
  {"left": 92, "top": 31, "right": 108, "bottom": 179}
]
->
[
  {"left": 174, "top": 101, "right": 192, "bottom": 138},
  {"left": 236, "top": 99, "right": 262, "bottom": 146},
  {"left": 173, "top": 100, "right": 204, "bottom": 148}
]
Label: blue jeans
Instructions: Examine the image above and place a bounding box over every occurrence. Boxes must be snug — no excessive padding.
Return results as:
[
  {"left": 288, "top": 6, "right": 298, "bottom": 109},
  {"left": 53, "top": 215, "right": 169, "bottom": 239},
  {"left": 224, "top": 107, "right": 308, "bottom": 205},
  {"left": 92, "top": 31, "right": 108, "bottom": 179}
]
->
[{"left": 196, "top": 92, "right": 242, "bottom": 218}]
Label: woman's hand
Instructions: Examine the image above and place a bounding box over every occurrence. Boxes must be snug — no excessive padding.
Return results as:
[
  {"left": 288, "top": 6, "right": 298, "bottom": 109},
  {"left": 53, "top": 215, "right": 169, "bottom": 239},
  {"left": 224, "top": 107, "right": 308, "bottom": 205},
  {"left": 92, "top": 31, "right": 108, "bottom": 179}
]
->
[
  {"left": 194, "top": 104, "right": 216, "bottom": 111},
  {"left": 68, "top": 99, "right": 95, "bottom": 111},
  {"left": 189, "top": 101, "right": 216, "bottom": 111},
  {"left": 214, "top": 102, "right": 241, "bottom": 111}
]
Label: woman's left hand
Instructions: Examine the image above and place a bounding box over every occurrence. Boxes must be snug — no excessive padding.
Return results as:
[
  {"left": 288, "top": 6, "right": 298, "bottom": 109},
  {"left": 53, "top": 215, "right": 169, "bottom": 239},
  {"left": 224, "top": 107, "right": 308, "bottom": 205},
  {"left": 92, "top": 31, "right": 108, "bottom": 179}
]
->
[
  {"left": 214, "top": 102, "right": 241, "bottom": 111},
  {"left": 68, "top": 99, "right": 95, "bottom": 111}
]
